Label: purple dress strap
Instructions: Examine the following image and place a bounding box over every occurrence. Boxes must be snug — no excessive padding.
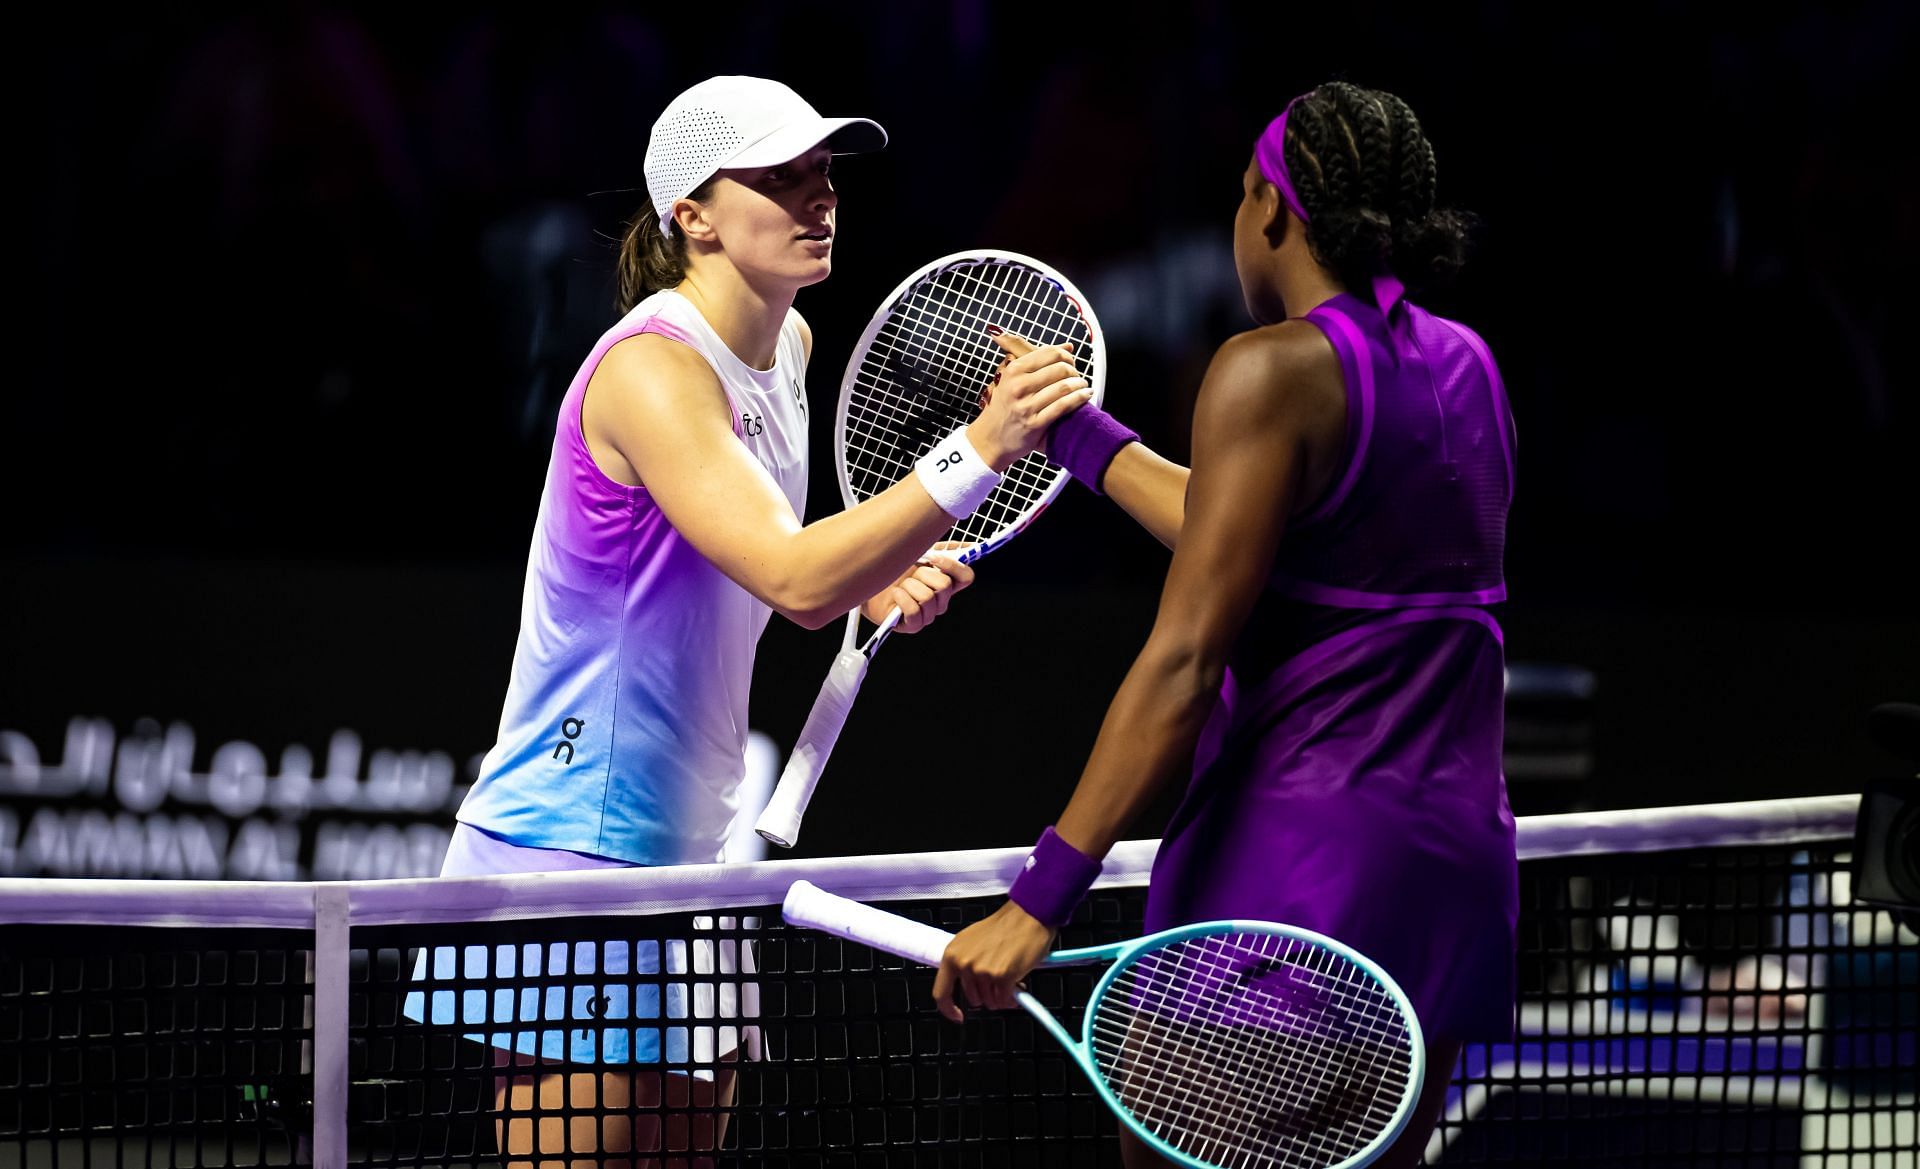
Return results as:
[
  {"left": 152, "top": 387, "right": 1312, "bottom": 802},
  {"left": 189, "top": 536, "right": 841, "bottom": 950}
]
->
[{"left": 1298, "top": 299, "right": 1377, "bottom": 527}]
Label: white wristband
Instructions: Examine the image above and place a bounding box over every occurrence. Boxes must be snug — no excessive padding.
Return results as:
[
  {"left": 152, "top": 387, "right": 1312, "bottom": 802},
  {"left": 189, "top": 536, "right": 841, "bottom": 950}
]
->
[{"left": 914, "top": 429, "right": 1001, "bottom": 519}]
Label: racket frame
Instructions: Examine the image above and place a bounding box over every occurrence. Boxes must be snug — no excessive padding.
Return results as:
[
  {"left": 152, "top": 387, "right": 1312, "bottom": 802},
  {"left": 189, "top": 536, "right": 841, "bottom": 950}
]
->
[
  {"left": 830, "top": 248, "right": 1108, "bottom": 564},
  {"left": 782, "top": 880, "right": 1427, "bottom": 1169},
  {"left": 1048, "top": 920, "right": 1427, "bottom": 1169},
  {"left": 755, "top": 251, "right": 1106, "bottom": 848}
]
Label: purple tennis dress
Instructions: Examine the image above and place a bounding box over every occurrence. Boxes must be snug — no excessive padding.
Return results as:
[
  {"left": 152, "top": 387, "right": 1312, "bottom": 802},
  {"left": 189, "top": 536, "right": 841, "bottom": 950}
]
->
[{"left": 1144, "top": 288, "right": 1519, "bottom": 1043}]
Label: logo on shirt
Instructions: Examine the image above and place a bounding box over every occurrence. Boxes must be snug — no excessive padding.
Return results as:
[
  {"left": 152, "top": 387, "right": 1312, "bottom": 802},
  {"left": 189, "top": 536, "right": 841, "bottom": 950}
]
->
[
  {"left": 551, "top": 717, "right": 586, "bottom": 765},
  {"left": 741, "top": 412, "right": 765, "bottom": 438}
]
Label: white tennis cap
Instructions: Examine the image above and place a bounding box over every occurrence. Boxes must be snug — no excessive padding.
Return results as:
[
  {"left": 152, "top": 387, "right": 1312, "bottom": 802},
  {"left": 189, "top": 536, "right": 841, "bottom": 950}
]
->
[{"left": 644, "top": 76, "right": 888, "bottom": 231}]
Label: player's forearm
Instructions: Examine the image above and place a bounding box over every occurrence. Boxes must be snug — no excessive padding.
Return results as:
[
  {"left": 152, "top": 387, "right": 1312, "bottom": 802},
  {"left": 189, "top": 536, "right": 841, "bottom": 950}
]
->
[
  {"left": 1101, "top": 444, "right": 1189, "bottom": 550},
  {"left": 1053, "top": 637, "right": 1221, "bottom": 859},
  {"left": 769, "top": 478, "right": 959, "bottom": 627}
]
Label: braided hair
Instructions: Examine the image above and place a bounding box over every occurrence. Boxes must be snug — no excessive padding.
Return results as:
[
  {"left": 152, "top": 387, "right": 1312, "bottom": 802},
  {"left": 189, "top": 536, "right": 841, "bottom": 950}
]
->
[{"left": 1277, "top": 82, "right": 1474, "bottom": 297}]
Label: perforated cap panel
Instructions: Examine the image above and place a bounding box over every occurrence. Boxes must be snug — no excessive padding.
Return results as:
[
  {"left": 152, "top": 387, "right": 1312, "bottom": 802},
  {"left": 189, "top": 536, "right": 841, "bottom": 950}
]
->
[{"left": 644, "top": 105, "right": 748, "bottom": 227}]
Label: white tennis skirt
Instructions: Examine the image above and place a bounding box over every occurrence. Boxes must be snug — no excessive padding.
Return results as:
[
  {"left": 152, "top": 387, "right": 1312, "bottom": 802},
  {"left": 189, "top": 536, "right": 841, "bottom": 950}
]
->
[{"left": 401, "top": 822, "right": 762, "bottom": 1073}]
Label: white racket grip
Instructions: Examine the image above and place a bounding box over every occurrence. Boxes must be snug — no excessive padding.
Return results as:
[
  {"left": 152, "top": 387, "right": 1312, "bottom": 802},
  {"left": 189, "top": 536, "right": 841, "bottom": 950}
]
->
[
  {"left": 754, "top": 648, "right": 871, "bottom": 848},
  {"left": 782, "top": 880, "right": 954, "bottom": 968}
]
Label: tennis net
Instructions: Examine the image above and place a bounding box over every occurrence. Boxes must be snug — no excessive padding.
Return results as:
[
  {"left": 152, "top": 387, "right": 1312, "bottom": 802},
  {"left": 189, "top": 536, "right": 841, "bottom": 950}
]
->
[{"left": 2, "top": 795, "right": 1914, "bottom": 1167}]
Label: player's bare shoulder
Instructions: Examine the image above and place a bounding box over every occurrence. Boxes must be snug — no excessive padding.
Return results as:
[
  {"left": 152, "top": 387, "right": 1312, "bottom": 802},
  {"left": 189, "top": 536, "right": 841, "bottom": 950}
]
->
[
  {"left": 597, "top": 331, "right": 722, "bottom": 396},
  {"left": 1197, "top": 319, "right": 1344, "bottom": 434},
  {"left": 581, "top": 332, "right": 734, "bottom": 486},
  {"left": 590, "top": 332, "right": 731, "bottom": 430},
  {"left": 1189, "top": 318, "right": 1347, "bottom": 517}
]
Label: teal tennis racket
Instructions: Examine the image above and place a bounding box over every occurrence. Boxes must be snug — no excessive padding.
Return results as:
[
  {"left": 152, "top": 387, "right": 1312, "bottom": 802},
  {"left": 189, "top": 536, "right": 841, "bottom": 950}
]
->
[{"left": 783, "top": 880, "right": 1425, "bottom": 1169}]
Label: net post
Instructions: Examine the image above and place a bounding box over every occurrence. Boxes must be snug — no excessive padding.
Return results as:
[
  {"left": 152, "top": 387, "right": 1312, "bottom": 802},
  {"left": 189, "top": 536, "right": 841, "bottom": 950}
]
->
[{"left": 311, "top": 884, "right": 351, "bottom": 1169}]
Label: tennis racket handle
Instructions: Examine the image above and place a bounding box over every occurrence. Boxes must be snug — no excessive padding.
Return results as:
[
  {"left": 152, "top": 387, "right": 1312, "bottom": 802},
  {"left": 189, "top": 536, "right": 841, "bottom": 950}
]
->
[
  {"left": 783, "top": 880, "right": 954, "bottom": 968},
  {"left": 754, "top": 648, "right": 871, "bottom": 848}
]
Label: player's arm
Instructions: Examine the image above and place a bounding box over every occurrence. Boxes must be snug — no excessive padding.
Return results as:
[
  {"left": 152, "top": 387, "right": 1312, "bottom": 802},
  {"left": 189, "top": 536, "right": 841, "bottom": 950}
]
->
[
  {"left": 589, "top": 333, "right": 1085, "bottom": 629},
  {"left": 1097, "top": 444, "right": 1188, "bottom": 550},
  {"left": 1053, "top": 328, "right": 1340, "bottom": 855},
  {"left": 992, "top": 333, "right": 1190, "bottom": 550},
  {"left": 796, "top": 313, "right": 983, "bottom": 631},
  {"left": 934, "top": 325, "right": 1343, "bottom": 1016}
]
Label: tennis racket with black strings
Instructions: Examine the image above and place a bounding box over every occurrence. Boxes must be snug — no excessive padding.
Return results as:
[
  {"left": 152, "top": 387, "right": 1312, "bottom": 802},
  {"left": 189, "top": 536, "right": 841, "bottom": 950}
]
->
[
  {"left": 753, "top": 251, "right": 1104, "bottom": 849},
  {"left": 782, "top": 880, "right": 1426, "bottom": 1169}
]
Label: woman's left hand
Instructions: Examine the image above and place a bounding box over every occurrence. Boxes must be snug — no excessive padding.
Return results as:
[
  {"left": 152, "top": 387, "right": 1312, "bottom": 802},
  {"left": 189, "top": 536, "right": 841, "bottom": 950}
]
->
[
  {"left": 861, "top": 546, "right": 974, "bottom": 633},
  {"left": 932, "top": 900, "right": 1056, "bottom": 1020}
]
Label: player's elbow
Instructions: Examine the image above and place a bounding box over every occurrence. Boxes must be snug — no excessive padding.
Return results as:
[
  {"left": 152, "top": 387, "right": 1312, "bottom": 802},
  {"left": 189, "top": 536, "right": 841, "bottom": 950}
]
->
[
  {"left": 779, "top": 603, "right": 842, "bottom": 631},
  {"left": 764, "top": 573, "right": 844, "bottom": 629},
  {"left": 1138, "top": 635, "right": 1228, "bottom": 706}
]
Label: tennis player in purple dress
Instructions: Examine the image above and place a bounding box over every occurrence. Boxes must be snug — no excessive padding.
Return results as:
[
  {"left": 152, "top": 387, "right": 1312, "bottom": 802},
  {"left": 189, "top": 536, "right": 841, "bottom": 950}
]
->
[{"left": 937, "top": 82, "right": 1518, "bottom": 1168}]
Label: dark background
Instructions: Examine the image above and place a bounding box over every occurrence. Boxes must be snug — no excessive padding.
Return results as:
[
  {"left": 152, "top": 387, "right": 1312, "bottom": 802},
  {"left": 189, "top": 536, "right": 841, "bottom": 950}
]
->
[{"left": 4, "top": 1, "right": 1915, "bottom": 861}]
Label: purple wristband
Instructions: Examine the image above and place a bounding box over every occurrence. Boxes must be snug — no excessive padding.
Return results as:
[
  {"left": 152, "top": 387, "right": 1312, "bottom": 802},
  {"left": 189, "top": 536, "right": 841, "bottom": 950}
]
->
[
  {"left": 1046, "top": 405, "right": 1138, "bottom": 495},
  {"left": 1007, "top": 826, "right": 1103, "bottom": 928}
]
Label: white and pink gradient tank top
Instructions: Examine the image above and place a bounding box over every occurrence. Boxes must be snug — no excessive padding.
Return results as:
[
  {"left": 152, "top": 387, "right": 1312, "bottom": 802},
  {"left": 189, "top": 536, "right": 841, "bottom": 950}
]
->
[{"left": 457, "top": 289, "right": 810, "bottom": 864}]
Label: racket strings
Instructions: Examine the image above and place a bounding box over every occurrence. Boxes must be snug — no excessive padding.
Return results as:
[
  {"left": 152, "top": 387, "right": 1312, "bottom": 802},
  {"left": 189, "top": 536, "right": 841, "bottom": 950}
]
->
[
  {"left": 849, "top": 263, "right": 1072, "bottom": 497},
  {"left": 1101, "top": 941, "right": 1410, "bottom": 1168},
  {"left": 883, "top": 262, "right": 1076, "bottom": 406},
  {"left": 1088, "top": 932, "right": 1415, "bottom": 1169},
  {"left": 1120, "top": 954, "right": 1407, "bottom": 1169},
  {"left": 865, "top": 266, "right": 1086, "bottom": 511},
  {"left": 850, "top": 267, "right": 1025, "bottom": 476},
  {"left": 1095, "top": 974, "right": 1399, "bottom": 1167},
  {"left": 842, "top": 258, "right": 1097, "bottom": 545}
]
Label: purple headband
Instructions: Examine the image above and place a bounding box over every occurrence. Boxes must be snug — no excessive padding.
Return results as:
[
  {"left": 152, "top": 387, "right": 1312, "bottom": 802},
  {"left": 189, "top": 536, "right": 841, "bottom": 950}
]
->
[
  {"left": 1255, "top": 98, "right": 1313, "bottom": 226},
  {"left": 1254, "top": 95, "right": 1407, "bottom": 316}
]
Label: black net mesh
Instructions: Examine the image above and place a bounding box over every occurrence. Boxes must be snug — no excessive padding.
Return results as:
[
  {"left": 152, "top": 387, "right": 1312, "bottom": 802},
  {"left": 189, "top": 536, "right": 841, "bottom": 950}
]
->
[
  {"left": 0, "top": 927, "right": 313, "bottom": 1168},
  {"left": 3, "top": 841, "right": 1915, "bottom": 1167}
]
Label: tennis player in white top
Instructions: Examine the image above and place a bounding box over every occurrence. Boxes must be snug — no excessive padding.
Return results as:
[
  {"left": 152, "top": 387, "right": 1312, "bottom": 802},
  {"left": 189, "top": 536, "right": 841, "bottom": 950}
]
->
[{"left": 439, "top": 75, "right": 1091, "bottom": 1166}]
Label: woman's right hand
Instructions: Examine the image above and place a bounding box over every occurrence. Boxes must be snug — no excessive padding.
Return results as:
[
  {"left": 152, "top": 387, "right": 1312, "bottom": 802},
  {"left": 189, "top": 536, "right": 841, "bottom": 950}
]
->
[{"left": 965, "top": 333, "right": 1091, "bottom": 471}]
